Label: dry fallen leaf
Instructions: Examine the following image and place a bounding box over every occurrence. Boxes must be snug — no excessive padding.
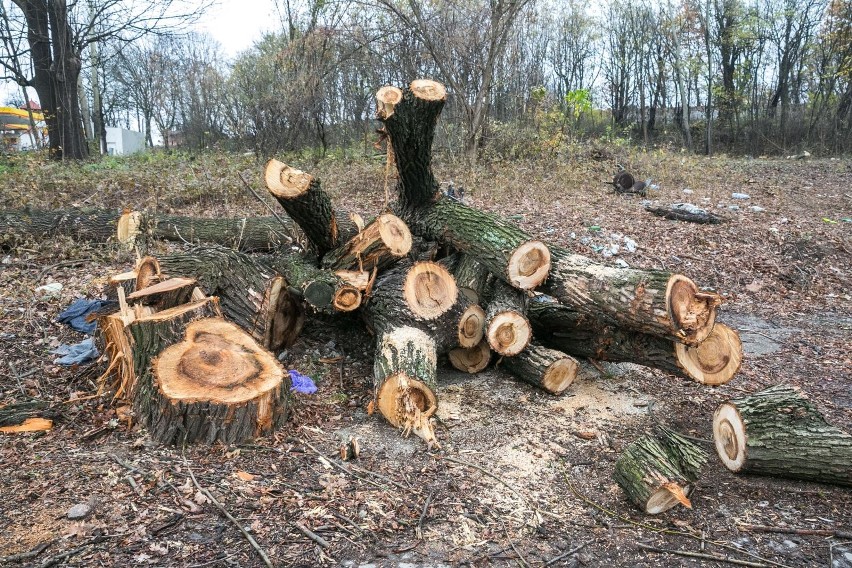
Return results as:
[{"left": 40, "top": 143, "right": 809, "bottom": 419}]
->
[{"left": 235, "top": 470, "right": 256, "bottom": 482}]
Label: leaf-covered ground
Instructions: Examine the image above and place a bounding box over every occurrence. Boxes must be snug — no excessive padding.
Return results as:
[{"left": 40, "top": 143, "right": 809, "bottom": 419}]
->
[{"left": 0, "top": 150, "right": 850, "bottom": 567}]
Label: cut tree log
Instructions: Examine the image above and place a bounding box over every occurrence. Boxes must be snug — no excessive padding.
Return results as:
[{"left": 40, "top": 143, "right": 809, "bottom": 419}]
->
[
  {"left": 0, "top": 208, "right": 125, "bottom": 245},
  {"left": 147, "top": 318, "right": 287, "bottom": 445},
  {"left": 644, "top": 205, "right": 725, "bottom": 225},
  {"left": 374, "top": 325, "right": 438, "bottom": 447},
  {"left": 485, "top": 280, "right": 531, "bottom": 356},
  {"left": 377, "top": 80, "right": 447, "bottom": 209},
  {"left": 135, "top": 256, "right": 162, "bottom": 290},
  {"left": 266, "top": 253, "right": 363, "bottom": 313},
  {"left": 613, "top": 434, "right": 700, "bottom": 514},
  {"left": 321, "top": 213, "right": 412, "bottom": 272},
  {"left": 264, "top": 160, "right": 357, "bottom": 257},
  {"left": 451, "top": 254, "right": 491, "bottom": 304},
  {"left": 127, "top": 277, "right": 197, "bottom": 312},
  {"left": 528, "top": 298, "right": 741, "bottom": 385},
  {"left": 364, "top": 261, "right": 483, "bottom": 352},
  {"left": 117, "top": 210, "right": 294, "bottom": 252},
  {"left": 500, "top": 342, "right": 578, "bottom": 395},
  {"left": 448, "top": 339, "right": 492, "bottom": 374},
  {"left": 713, "top": 385, "right": 852, "bottom": 486},
  {"left": 158, "top": 247, "right": 305, "bottom": 349},
  {"left": 541, "top": 245, "right": 721, "bottom": 346}
]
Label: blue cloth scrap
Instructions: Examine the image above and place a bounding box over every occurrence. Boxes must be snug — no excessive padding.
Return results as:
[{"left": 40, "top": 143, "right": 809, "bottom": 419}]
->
[
  {"left": 289, "top": 370, "right": 317, "bottom": 394},
  {"left": 57, "top": 298, "right": 116, "bottom": 335},
  {"left": 51, "top": 337, "right": 99, "bottom": 366}
]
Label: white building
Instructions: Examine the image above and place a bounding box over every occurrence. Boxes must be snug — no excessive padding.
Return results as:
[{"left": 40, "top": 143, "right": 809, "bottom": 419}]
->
[{"left": 105, "top": 127, "right": 145, "bottom": 155}]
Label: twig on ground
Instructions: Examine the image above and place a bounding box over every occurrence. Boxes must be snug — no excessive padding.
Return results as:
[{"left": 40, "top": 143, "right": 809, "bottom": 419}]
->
[
  {"left": 738, "top": 524, "right": 852, "bottom": 539},
  {"left": 416, "top": 488, "right": 435, "bottom": 540},
  {"left": 183, "top": 455, "right": 274, "bottom": 568},
  {"left": 543, "top": 540, "right": 591, "bottom": 567},
  {"left": 0, "top": 540, "right": 53, "bottom": 564},
  {"left": 295, "top": 522, "right": 330, "bottom": 549},
  {"left": 637, "top": 543, "right": 772, "bottom": 568},
  {"left": 36, "top": 259, "right": 93, "bottom": 283},
  {"left": 38, "top": 535, "right": 111, "bottom": 568},
  {"left": 294, "top": 436, "right": 406, "bottom": 491},
  {"left": 501, "top": 521, "right": 531, "bottom": 568}
]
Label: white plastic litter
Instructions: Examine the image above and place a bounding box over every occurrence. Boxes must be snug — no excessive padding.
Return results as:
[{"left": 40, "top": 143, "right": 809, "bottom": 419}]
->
[
  {"left": 35, "top": 282, "right": 63, "bottom": 298},
  {"left": 749, "top": 206, "right": 766, "bottom": 212},
  {"left": 732, "top": 192, "right": 751, "bottom": 199}
]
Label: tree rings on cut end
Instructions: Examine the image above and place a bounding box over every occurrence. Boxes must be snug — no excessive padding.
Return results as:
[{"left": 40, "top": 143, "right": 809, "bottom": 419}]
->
[
  {"left": 377, "top": 213, "right": 413, "bottom": 257},
  {"left": 136, "top": 256, "right": 162, "bottom": 290},
  {"left": 376, "top": 86, "right": 403, "bottom": 118},
  {"left": 713, "top": 403, "right": 747, "bottom": 472},
  {"left": 410, "top": 79, "right": 447, "bottom": 102},
  {"left": 666, "top": 274, "right": 721, "bottom": 345},
  {"left": 675, "top": 323, "right": 742, "bottom": 385},
  {"left": 507, "top": 241, "right": 551, "bottom": 290},
  {"left": 457, "top": 304, "right": 486, "bottom": 348},
  {"left": 264, "top": 159, "right": 313, "bottom": 198},
  {"left": 448, "top": 340, "right": 491, "bottom": 374},
  {"left": 487, "top": 312, "right": 531, "bottom": 356},
  {"left": 333, "top": 286, "right": 363, "bottom": 312},
  {"left": 541, "top": 357, "right": 578, "bottom": 394},
  {"left": 403, "top": 261, "right": 458, "bottom": 320},
  {"left": 155, "top": 318, "right": 283, "bottom": 405},
  {"left": 266, "top": 276, "right": 305, "bottom": 350}
]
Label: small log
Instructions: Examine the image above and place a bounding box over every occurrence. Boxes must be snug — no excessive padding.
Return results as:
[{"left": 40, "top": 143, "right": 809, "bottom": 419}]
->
[
  {"left": 451, "top": 254, "right": 491, "bottom": 304},
  {"left": 147, "top": 318, "right": 288, "bottom": 445},
  {"left": 264, "top": 160, "right": 357, "bottom": 257},
  {"left": 613, "top": 435, "right": 697, "bottom": 514},
  {"left": 374, "top": 325, "right": 439, "bottom": 446},
  {"left": 713, "top": 385, "right": 852, "bottom": 486},
  {"left": 485, "top": 280, "right": 531, "bottom": 356},
  {"left": 158, "top": 247, "right": 305, "bottom": 349},
  {"left": 541, "top": 245, "right": 721, "bottom": 346},
  {"left": 117, "top": 210, "right": 293, "bottom": 252},
  {"left": 364, "top": 261, "right": 481, "bottom": 352},
  {"left": 644, "top": 205, "right": 724, "bottom": 225},
  {"left": 529, "top": 298, "right": 741, "bottom": 385},
  {"left": 266, "top": 253, "right": 362, "bottom": 313},
  {"left": 500, "top": 342, "right": 577, "bottom": 395},
  {"left": 322, "top": 213, "right": 412, "bottom": 272},
  {"left": 448, "top": 339, "right": 492, "bottom": 374},
  {"left": 377, "top": 80, "right": 447, "bottom": 209}
]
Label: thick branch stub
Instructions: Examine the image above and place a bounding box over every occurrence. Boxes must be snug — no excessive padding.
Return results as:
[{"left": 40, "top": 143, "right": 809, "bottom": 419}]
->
[
  {"left": 403, "top": 261, "right": 458, "bottom": 321},
  {"left": 448, "top": 339, "right": 491, "bottom": 374},
  {"left": 409, "top": 79, "right": 447, "bottom": 102},
  {"left": 376, "top": 86, "right": 403, "bottom": 119},
  {"left": 264, "top": 160, "right": 313, "bottom": 198}
]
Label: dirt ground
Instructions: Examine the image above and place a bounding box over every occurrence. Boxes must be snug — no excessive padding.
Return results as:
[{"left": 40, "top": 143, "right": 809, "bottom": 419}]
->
[{"left": 0, "top": 154, "right": 850, "bottom": 567}]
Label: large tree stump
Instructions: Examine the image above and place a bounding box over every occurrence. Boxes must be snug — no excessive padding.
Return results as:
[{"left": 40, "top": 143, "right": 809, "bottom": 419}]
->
[
  {"left": 374, "top": 326, "right": 439, "bottom": 446},
  {"left": 485, "top": 280, "right": 531, "bottom": 356},
  {"left": 528, "top": 298, "right": 741, "bottom": 385},
  {"left": 118, "top": 210, "right": 293, "bottom": 252},
  {"left": 364, "top": 261, "right": 483, "bottom": 352},
  {"left": 613, "top": 432, "right": 704, "bottom": 514},
  {"left": 146, "top": 318, "right": 287, "bottom": 445},
  {"left": 500, "top": 342, "right": 577, "bottom": 395},
  {"left": 158, "top": 247, "right": 305, "bottom": 349},
  {"left": 264, "top": 160, "right": 357, "bottom": 257},
  {"left": 322, "top": 213, "right": 412, "bottom": 272},
  {"left": 541, "top": 245, "right": 721, "bottom": 346},
  {"left": 713, "top": 385, "right": 852, "bottom": 486}
]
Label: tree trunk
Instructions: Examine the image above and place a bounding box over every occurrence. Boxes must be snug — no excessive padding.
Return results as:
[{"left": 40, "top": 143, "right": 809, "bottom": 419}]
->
[
  {"left": 264, "top": 159, "right": 357, "bottom": 257},
  {"left": 321, "top": 213, "right": 412, "bottom": 272},
  {"left": 448, "top": 339, "right": 492, "bottom": 374},
  {"left": 713, "top": 385, "right": 852, "bottom": 486},
  {"left": 528, "top": 298, "right": 741, "bottom": 385},
  {"left": 0, "top": 208, "right": 124, "bottom": 245},
  {"left": 158, "top": 247, "right": 306, "bottom": 350},
  {"left": 500, "top": 341, "right": 577, "bottom": 395},
  {"left": 613, "top": 434, "right": 699, "bottom": 514},
  {"left": 450, "top": 253, "right": 491, "bottom": 304},
  {"left": 118, "top": 210, "right": 294, "bottom": 252},
  {"left": 540, "top": 246, "right": 720, "bottom": 346},
  {"left": 485, "top": 280, "right": 531, "bottom": 356},
  {"left": 374, "top": 325, "right": 439, "bottom": 447},
  {"left": 140, "top": 317, "right": 287, "bottom": 445}
]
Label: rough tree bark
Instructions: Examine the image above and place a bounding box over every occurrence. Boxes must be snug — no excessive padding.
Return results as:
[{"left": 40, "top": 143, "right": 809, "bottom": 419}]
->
[{"left": 500, "top": 341, "right": 577, "bottom": 395}]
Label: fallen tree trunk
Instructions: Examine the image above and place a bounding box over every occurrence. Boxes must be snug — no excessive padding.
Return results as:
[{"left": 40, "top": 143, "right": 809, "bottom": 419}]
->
[
  {"left": 118, "top": 210, "right": 293, "bottom": 252},
  {"left": 321, "top": 213, "right": 412, "bottom": 272},
  {"left": 713, "top": 385, "right": 852, "bottom": 486},
  {"left": 0, "top": 208, "right": 124, "bottom": 246},
  {"left": 374, "top": 325, "right": 439, "bottom": 447},
  {"left": 485, "top": 280, "right": 531, "bottom": 356},
  {"left": 613, "top": 431, "right": 704, "bottom": 514},
  {"left": 158, "top": 247, "right": 305, "bottom": 350},
  {"left": 500, "top": 342, "right": 578, "bottom": 395},
  {"left": 541, "top": 245, "right": 720, "bottom": 346},
  {"left": 264, "top": 160, "right": 357, "bottom": 257},
  {"left": 528, "top": 298, "right": 741, "bottom": 385}
]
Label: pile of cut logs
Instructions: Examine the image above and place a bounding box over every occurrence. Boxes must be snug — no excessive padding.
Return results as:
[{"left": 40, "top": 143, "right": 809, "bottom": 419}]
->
[{"left": 72, "top": 79, "right": 743, "bottom": 448}]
